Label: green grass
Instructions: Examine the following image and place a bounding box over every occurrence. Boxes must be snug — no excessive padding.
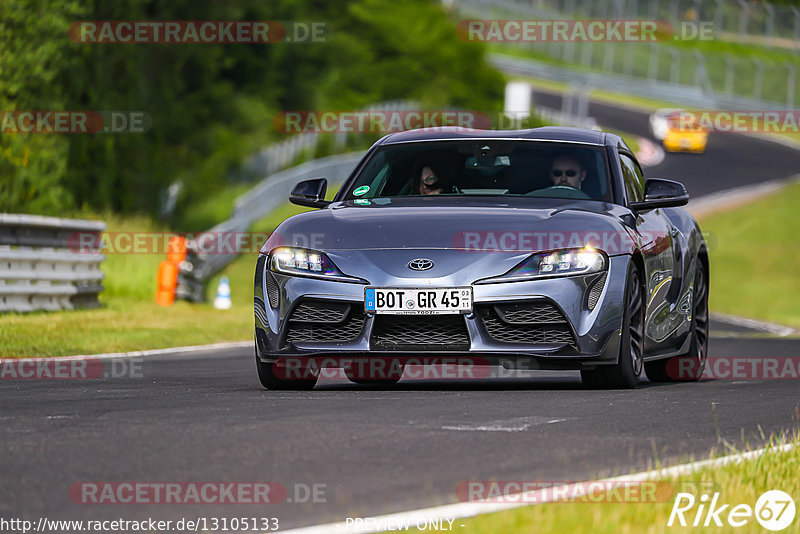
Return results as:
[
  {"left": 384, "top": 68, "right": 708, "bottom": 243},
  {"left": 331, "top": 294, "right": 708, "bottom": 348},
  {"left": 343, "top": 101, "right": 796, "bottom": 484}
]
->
[
  {"left": 173, "top": 182, "right": 253, "bottom": 232},
  {"left": 698, "top": 181, "right": 800, "bottom": 330},
  {"left": 450, "top": 435, "right": 800, "bottom": 534}
]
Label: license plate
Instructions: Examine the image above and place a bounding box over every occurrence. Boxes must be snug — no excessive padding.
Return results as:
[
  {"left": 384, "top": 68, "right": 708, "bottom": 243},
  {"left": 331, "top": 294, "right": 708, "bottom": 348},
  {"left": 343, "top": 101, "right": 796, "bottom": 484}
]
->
[{"left": 365, "top": 287, "right": 473, "bottom": 315}]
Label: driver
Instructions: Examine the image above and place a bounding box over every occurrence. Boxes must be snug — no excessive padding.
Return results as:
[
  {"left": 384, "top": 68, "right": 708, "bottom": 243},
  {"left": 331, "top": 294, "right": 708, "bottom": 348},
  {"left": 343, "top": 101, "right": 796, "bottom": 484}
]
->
[
  {"left": 549, "top": 154, "right": 586, "bottom": 190},
  {"left": 413, "top": 161, "right": 451, "bottom": 195}
]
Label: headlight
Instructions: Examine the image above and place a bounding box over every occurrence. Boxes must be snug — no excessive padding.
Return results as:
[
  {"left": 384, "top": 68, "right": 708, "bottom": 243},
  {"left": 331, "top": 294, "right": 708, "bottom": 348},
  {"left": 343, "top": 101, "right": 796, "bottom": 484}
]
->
[
  {"left": 477, "top": 247, "right": 606, "bottom": 284},
  {"left": 269, "top": 247, "right": 363, "bottom": 282}
]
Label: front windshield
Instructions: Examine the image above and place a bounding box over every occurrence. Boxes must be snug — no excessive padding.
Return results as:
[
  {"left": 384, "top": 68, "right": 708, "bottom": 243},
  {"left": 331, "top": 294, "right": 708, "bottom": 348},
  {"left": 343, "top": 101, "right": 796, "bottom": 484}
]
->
[{"left": 341, "top": 140, "right": 612, "bottom": 202}]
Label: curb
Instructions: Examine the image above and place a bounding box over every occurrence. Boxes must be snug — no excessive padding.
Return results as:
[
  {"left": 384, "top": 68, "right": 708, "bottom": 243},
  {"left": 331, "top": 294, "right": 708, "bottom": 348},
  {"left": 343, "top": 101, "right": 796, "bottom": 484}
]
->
[
  {"left": 3, "top": 340, "right": 252, "bottom": 362},
  {"left": 280, "top": 442, "right": 796, "bottom": 534}
]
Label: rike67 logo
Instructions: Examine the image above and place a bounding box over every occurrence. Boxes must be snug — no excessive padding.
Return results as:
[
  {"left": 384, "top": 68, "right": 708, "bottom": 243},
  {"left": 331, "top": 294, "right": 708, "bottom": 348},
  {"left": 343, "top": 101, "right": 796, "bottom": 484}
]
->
[{"left": 668, "top": 490, "right": 795, "bottom": 531}]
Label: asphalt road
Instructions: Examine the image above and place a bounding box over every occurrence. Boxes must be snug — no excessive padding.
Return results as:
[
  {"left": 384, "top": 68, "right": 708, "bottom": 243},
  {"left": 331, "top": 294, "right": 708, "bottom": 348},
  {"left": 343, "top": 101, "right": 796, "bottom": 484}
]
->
[
  {"left": 532, "top": 90, "right": 800, "bottom": 197},
  {"left": 3, "top": 95, "right": 800, "bottom": 532},
  {"left": 2, "top": 334, "right": 799, "bottom": 531}
]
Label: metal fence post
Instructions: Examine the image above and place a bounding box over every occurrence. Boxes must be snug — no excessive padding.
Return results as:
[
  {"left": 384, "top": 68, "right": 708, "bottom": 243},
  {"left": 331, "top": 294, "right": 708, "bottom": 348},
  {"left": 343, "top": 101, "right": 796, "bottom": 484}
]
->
[
  {"left": 752, "top": 58, "right": 764, "bottom": 102},
  {"left": 737, "top": 0, "right": 750, "bottom": 40},
  {"left": 713, "top": 0, "right": 724, "bottom": 40},
  {"left": 580, "top": 42, "right": 593, "bottom": 68},
  {"left": 764, "top": 2, "right": 774, "bottom": 48},
  {"left": 624, "top": 45, "right": 634, "bottom": 76},
  {"left": 724, "top": 54, "right": 735, "bottom": 95},
  {"left": 669, "top": 1, "right": 679, "bottom": 30},
  {"left": 787, "top": 63, "right": 796, "bottom": 108},
  {"left": 647, "top": 43, "right": 659, "bottom": 81},
  {"left": 603, "top": 44, "right": 616, "bottom": 73},
  {"left": 669, "top": 48, "right": 680, "bottom": 85},
  {"left": 649, "top": 0, "right": 659, "bottom": 20},
  {"left": 693, "top": 50, "right": 712, "bottom": 94}
]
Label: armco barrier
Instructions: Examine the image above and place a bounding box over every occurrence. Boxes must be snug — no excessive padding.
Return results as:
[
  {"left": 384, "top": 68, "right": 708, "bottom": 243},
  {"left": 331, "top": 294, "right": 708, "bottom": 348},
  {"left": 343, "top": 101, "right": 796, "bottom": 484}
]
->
[{"left": 0, "top": 214, "right": 106, "bottom": 312}]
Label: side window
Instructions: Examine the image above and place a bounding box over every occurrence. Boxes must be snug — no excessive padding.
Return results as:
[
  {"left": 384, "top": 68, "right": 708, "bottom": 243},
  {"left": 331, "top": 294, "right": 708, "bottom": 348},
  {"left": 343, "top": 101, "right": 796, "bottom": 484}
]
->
[{"left": 619, "top": 154, "right": 645, "bottom": 203}]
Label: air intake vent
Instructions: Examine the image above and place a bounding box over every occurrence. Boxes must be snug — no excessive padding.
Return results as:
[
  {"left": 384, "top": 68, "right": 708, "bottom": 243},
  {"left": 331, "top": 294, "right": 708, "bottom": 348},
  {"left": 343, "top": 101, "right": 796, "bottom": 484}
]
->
[
  {"left": 371, "top": 314, "right": 470, "bottom": 351},
  {"left": 587, "top": 272, "right": 607, "bottom": 310},
  {"left": 266, "top": 271, "right": 280, "bottom": 309},
  {"left": 285, "top": 301, "right": 364, "bottom": 344},
  {"left": 477, "top": 301, "right": 576, "bottom": 347}
]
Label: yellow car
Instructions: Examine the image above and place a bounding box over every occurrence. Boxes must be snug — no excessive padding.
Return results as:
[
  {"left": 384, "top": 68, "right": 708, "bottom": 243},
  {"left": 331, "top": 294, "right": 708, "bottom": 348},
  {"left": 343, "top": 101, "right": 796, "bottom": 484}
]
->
[
  {"left": 654, "top": 110, "right": 708, "bottom": 153},
  {"left": 663, "top": 127, "right": 708, "bottom": 153}
]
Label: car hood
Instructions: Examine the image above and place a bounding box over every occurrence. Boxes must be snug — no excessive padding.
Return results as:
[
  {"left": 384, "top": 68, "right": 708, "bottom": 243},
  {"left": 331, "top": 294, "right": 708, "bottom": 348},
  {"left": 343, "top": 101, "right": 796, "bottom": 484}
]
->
[
  {"left": 267, "top": 199, "right": 631, "bottom": 249},
  {"left": 262, "top": 199, "right": 637, "bottom": 283}
]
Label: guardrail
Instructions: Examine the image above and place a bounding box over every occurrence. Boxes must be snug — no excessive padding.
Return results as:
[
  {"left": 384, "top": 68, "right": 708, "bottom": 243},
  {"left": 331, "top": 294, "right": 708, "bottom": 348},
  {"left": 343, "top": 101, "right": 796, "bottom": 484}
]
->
[
  {"left": 241, "top": 100, "right": 419, "bottom": 180},
  {"left": 177, "top": 153, "right": 363, "bottom": 302},
  {"left": 458, "top": 0, "right": 799, "bottom": 109},
  {"left": 490, "top": 54, "right": 782, "bottom": 111},
  {"left": 0, "top": 214, "right": 106, "bottom": 313}
]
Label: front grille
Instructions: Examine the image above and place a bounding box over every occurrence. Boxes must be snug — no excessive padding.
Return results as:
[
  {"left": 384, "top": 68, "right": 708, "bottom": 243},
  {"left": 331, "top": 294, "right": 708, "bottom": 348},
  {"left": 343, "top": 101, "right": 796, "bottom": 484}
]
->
[
  {"left": 371, "top": 314, "right": 470, "bottom": 351},
  {"left": 478, "top": 301, "right": 576, "bottom": 347},
  {"left": 285, "top": 300, "right": 365, "bottom": 344},
  {"left": 290, "top": 301, "right": 350, "bottom": 324},
  {"left": 495, "top": 302, "right": 566, "bottom": 324}
]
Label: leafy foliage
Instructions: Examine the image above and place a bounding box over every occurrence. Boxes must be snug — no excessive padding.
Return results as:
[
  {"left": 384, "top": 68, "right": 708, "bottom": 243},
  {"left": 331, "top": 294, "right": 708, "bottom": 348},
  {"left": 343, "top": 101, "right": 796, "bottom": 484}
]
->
[{"left": 0, "top": 0, "right": 504, "bottom": 223}]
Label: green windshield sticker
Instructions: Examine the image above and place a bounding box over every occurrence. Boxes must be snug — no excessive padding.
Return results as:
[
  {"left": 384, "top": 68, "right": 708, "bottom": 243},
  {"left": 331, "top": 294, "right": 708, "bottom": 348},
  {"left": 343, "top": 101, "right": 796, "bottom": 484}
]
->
[
  {"left": 354, "top": 199, "right": 371, "bottom": 205},
  {"left": 353, "top": 186, "right": 370, "bottom": 196}
]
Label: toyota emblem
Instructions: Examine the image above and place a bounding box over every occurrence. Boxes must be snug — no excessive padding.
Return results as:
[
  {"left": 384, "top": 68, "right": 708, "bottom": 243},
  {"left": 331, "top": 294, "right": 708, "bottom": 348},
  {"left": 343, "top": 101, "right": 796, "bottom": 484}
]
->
[{"left": 407, "top": 258, "right": 434, "bottom": 271}]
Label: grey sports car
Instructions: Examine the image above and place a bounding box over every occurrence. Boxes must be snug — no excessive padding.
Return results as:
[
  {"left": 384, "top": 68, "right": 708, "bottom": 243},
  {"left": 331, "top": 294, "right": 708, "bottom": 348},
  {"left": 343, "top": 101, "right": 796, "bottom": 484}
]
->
[{"left": 254, "top": 127, "right": 709, "bottom": 389}]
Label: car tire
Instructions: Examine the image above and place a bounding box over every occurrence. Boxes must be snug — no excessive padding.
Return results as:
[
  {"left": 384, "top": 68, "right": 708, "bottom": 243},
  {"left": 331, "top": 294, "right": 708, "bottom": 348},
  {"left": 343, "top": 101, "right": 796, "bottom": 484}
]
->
[
  {"left": 255, "top": 344, "right": 318, "bottom": 390},
  {"left": 644, "top": 259, "right": 708, "bottom": 382},
  {"left": 581, "top": 262, "right": 644, "bottom": 389}
]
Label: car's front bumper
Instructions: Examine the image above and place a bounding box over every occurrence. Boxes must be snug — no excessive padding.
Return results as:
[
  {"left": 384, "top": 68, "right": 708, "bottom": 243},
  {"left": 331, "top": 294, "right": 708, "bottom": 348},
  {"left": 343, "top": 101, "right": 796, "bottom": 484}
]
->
[{"left": 254, "top": 255, "right": 631, "bottom": 370}]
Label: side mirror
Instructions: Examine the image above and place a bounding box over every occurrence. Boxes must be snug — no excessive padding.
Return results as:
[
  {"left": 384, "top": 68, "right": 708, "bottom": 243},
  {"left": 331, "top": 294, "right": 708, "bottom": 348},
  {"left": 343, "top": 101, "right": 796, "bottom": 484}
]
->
[
  {"left": 629, "top": 178, "right": 689, "bottom": 211},
  {"left": 289, "top": 178, "right": 331, "bottom": 208}
]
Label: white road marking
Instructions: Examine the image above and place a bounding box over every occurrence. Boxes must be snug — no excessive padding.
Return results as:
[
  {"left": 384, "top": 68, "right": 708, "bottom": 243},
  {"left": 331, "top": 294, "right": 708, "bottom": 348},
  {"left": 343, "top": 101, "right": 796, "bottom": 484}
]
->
[
  {"left": 279, "top": 442, "right": 796, "bottom": 534},
  {"left": 710, "top": 312, "right": 795, "bottom": 337},
  {"left": 3, "top": 341, "right": 252, "bottom": 363},
  {"left": 440, "top": 416, "right": 556, "bottom": 432},
  {"left": 687, "top": 174, "right": 800, "bottom": 220}
]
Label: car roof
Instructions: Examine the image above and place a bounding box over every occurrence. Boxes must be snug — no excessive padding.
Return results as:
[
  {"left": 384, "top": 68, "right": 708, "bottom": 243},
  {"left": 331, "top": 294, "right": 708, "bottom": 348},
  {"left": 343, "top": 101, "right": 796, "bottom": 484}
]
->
[{"left": 379, "top": 126, "right": 609, "bottom": 146}]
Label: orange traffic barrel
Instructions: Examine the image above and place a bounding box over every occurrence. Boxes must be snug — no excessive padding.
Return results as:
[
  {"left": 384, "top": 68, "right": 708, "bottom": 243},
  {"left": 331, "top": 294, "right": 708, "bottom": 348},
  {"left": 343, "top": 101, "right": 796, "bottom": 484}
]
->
[
  {"left": 167, "top": 236, "right": 186, "bottom": 265},
  {"left": 155, "top": 260, "right": 179, "bottom": 306}
]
